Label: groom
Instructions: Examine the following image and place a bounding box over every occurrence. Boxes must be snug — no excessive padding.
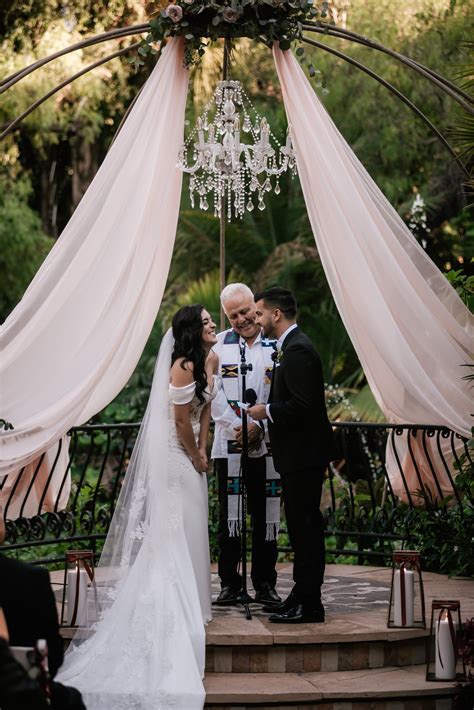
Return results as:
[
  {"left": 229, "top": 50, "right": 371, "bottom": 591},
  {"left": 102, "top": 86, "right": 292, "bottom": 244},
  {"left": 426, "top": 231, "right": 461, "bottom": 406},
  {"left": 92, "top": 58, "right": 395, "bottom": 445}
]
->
[{"left": 247, "top": 287, "right": 334, "bottom": 624}]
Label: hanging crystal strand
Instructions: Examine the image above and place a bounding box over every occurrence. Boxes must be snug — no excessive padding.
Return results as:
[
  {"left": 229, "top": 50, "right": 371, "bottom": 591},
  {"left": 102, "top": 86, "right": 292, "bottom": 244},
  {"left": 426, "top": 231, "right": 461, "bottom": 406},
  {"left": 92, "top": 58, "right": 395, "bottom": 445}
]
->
[
  {"left": 243, "top": 113, "right": 251, "bottom": 133},
  {"left": 233, "top": 170, "right": 239, "bottom": 219},
  {"left": 179, "top": 78, "right": 296, "bottom": 220}
]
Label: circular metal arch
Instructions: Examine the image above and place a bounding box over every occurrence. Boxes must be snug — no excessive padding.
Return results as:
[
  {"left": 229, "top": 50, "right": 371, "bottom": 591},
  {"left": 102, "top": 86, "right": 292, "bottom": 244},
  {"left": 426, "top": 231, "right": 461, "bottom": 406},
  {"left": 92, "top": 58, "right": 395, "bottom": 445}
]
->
[
  {"left": 1, "top": 43, "right": 142, "bottom": 141},
  {"left": 301, "top": 36, "right": 469, "bottom": 177},
  {"left": 0, "top": 21, "right": 471, "bottom": 178}
]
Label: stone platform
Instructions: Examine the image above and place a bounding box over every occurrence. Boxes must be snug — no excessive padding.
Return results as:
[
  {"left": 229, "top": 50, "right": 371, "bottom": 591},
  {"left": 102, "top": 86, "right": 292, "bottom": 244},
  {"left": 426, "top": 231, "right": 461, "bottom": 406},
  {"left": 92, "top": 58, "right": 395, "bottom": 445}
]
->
[
  {"left": 53, "top": 563, "right": 474, "bottom": 709},
  {"left": 204, "top": 563, "right": 472, "bottom": 708}
]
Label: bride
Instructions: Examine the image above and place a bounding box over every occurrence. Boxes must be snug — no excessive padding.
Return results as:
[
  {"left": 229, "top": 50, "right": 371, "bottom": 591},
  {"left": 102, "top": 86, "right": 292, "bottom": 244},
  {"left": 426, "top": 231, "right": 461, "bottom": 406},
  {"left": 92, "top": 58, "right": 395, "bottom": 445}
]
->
[{"left": 58, "top": 304, "right": 219, "bottom": 709}]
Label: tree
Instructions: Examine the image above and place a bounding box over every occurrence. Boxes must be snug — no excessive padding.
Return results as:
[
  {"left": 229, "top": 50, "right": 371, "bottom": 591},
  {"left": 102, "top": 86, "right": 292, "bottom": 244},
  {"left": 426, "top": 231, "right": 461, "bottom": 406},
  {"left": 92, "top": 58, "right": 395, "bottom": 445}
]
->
[{"left": 0, "top": 172, "right": 53, "bottom": 322}]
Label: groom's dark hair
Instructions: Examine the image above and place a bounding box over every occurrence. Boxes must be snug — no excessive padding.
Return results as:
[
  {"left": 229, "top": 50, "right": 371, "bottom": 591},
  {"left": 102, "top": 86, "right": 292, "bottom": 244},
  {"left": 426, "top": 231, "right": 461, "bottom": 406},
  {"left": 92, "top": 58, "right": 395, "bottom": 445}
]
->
[{"left": 254, "top": 287, "right": 297, "bottom": 319}]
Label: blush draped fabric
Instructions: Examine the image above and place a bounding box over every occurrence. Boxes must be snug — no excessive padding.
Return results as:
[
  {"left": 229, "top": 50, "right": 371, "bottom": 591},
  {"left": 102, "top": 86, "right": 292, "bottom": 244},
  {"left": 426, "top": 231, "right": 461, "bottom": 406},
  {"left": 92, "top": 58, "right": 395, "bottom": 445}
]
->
[
  {"left": 273, "top": 46, "right": 473, "bottom": 497},
  {"left": 1, "top": 39, "right": 472, "bottom": 507},
  {"left": 0, "top": 40, "right": 188, "bottom": 486}
]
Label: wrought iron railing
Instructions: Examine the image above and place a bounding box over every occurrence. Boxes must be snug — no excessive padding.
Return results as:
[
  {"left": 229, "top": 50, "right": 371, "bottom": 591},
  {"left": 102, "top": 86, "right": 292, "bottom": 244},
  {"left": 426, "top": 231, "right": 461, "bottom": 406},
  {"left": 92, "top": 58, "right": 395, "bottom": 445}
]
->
[{"left": 1, "top": 422, "right": 471, "bottom": 567}]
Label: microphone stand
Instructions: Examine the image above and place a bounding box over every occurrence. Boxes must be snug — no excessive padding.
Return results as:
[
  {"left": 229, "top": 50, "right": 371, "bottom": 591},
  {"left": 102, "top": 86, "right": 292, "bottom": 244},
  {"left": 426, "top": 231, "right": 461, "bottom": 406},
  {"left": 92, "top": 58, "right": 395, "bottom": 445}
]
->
[{"left": 237, "top": 341, "right": 253, "bottom": 620}]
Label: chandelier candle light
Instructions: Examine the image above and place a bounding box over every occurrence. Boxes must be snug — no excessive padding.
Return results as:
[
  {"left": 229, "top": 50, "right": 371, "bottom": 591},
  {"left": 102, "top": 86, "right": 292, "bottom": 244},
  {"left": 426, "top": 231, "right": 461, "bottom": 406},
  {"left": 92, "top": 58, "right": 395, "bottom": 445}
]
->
[{"left": 177, "top": 80, "right": 297, "bottom": 220}]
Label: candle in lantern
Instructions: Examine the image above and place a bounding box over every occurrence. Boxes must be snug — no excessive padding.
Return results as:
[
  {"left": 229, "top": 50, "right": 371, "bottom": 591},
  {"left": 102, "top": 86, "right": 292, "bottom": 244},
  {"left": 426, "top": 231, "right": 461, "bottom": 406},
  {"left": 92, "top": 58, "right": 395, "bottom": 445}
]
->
[
  {"left": 67, "top": 565, "right": 88, "bottom": 626},
  {"left": 393, "top": 568, "right": 414, "bottom": 626},
  {"left": 435, "top": 609, "right": 457, "bottom": 680}
]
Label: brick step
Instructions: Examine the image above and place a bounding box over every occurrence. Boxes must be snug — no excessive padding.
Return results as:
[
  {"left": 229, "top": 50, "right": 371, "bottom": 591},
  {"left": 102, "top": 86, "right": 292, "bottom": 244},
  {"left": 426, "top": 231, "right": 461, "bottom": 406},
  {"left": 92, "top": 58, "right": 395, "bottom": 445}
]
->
[
  {"left": 61, "top": 622, "right": 430, "bottom": 674},
  {"left": 205, "top": 613, "right": 430, "bottom": 674},
  {"left": 204, "top": 666, "right": 458, "bottom": 709},
  {"left": 206, "top": 636, "right": 429, "bottom": 673}
]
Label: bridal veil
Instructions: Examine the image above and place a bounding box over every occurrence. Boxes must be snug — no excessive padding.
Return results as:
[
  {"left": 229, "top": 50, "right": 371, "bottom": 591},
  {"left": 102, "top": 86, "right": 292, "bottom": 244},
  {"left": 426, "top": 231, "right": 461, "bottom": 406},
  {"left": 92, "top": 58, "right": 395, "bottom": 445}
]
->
[{"left": 58, "top": 328, "right": 207, "bottom": 710}]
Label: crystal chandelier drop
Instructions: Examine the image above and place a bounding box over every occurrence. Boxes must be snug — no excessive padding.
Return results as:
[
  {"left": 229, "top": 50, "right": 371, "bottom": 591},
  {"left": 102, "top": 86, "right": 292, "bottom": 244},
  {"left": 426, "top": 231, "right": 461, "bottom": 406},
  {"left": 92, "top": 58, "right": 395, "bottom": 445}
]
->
[{"left": 177, "top": 80, "right": 297, "bottom": 220}]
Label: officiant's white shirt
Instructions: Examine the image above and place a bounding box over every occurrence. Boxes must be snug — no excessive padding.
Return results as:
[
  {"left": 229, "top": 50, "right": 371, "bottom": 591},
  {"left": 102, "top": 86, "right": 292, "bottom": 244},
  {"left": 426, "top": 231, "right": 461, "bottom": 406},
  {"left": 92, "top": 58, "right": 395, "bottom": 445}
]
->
[{"left": 211, "top": 329, "right": 275, "bottom": 459}]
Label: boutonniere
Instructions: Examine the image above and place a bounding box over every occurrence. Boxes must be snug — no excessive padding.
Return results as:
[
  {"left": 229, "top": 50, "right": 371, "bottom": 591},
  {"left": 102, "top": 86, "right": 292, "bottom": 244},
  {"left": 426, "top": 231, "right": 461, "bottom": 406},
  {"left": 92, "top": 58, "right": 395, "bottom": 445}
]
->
[{"left": 271, "top": 348, "right": 283, "bottom": 365}]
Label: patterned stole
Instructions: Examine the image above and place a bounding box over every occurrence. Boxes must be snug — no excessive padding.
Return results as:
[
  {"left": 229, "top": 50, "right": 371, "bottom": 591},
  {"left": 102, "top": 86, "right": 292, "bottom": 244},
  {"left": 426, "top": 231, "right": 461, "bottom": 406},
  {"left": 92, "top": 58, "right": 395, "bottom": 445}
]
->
[{"left": 220, "top": 330, "right": 281, "bottom": 541}]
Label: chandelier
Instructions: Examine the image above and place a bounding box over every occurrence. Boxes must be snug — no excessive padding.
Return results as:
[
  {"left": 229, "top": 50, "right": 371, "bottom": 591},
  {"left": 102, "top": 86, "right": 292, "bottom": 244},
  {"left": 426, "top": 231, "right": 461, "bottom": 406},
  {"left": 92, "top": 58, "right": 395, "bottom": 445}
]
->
[{"left": 177, "top": 80, "right": 297, "bottom": 220}]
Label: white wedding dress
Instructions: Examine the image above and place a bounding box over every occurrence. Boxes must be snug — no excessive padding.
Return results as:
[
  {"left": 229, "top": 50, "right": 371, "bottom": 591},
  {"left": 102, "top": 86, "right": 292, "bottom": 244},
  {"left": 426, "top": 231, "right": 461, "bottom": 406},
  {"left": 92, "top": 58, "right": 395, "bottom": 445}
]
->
[{"left": 58, "top": 330, "right": 215, "bottom": 709}]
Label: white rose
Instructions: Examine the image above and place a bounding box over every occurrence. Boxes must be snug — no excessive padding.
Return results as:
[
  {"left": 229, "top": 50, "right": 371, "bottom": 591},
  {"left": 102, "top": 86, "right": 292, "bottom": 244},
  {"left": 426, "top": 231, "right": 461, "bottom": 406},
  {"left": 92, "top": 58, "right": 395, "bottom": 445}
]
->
[{"left": 166, "top": 4, "right": 184, "bottom": 22}]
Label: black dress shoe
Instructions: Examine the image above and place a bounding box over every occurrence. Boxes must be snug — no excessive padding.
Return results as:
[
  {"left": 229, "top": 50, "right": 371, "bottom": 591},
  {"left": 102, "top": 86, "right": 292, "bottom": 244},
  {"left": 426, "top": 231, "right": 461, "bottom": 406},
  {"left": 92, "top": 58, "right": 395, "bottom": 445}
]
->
[
  {"left": 268, "top": 603, "right": 325, "bottom": 624},
  {"left": 262, "top": 590, "right": 297, "bottom": 614},
  {"left": 254, "top": 583, "right": 281, "bottom": 605},
  {"left": 214, "top": 586, "right": 242, "bottom": 606}
]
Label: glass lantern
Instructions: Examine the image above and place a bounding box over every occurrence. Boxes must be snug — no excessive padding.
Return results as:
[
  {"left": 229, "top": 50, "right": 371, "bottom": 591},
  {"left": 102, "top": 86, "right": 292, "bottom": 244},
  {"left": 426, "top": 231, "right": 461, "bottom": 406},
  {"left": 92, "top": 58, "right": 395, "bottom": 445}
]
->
[
  {"left": 387, "top": 550, "right": 426, "bottom": 629},
  {"left": 61, "top": 550, "right": 97, "bottom": 627},
  {"left": 426, "top": 599, "right": 466, "bottom": 682}
]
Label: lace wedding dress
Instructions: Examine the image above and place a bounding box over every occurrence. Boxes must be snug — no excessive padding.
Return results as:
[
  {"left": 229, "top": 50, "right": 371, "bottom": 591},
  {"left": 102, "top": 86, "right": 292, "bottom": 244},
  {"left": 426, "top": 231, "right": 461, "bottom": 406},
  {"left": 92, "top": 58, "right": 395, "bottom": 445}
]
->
[{"left": 58, "top": 330, "right": 215, "bottom": 709}]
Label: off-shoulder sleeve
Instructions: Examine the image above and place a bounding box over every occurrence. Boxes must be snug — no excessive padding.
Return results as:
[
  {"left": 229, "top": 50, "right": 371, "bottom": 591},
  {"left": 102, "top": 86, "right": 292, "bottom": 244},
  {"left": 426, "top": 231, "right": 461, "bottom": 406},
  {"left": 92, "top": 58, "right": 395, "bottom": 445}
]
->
[{"left": 169, "top": 381, "right": 196, "bottom": 405}]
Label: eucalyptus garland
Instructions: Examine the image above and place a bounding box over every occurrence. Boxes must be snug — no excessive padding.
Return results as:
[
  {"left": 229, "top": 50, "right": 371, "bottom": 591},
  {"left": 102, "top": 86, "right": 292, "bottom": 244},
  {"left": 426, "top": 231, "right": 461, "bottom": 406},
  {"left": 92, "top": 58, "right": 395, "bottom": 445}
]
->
[{"left": 136, "top": 0, "right": 329, "bottom": 67}]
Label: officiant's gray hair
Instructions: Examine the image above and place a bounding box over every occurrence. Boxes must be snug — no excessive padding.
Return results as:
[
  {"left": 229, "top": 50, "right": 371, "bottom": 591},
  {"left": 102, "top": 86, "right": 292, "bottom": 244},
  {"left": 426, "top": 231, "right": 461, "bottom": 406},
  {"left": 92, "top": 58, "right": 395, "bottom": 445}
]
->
[{"left": 220, "top": 283, "right": 254, "bottom": 308}]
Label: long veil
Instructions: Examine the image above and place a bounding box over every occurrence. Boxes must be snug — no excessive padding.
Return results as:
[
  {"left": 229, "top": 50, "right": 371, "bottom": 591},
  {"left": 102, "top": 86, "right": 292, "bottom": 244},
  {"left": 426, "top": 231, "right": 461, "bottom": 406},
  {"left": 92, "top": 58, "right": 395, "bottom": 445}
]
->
[{"left": 58, "top": 328, "right": 207, "bottom": 710}]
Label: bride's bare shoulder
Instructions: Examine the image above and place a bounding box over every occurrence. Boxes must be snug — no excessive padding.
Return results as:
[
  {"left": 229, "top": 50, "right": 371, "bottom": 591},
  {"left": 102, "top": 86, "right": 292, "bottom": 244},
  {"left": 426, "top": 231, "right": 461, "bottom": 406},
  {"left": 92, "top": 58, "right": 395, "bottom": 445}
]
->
[
  {"left": 207, "top": 350, "right": 219, "bottom": 374},
  {"left": 170, "top": 357, "right": 194, "bottom": 387}
]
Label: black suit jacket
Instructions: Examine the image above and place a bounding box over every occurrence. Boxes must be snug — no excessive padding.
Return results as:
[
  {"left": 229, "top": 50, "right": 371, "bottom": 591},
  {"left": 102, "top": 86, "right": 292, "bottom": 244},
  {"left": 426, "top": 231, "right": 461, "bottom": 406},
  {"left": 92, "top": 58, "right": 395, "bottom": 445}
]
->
[
  {"left": 268, "top": 327, "right": 334, "bottom": 473},
  {"left": 0, "top": 554, "right": 64, "bottom": 678}
]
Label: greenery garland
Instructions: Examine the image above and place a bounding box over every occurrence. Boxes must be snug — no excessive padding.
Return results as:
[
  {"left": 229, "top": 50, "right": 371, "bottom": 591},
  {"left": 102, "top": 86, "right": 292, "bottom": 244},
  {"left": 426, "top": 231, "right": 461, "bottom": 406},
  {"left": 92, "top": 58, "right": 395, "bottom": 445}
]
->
[{"left": 137, "top": 0, "right": 329, "bottom": 67}]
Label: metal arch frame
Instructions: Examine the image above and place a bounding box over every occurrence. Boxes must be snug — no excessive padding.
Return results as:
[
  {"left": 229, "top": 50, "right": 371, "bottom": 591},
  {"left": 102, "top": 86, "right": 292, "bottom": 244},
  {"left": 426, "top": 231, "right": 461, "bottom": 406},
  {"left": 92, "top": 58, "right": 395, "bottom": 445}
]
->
[
  {"left": 0, "top": 24, "right": 150, "bottom": 91},
  {"left": 302, "top": 22, "right": 473, "bottom": 112},
  {"left": 1, "top": 42, "right": 142, "bottom": 141},
  {"left": 0, "top": 21, "right": 471, "bottom": 177},
  {"left": 301, "top": 36, "right": 470, "bottom": 177}
]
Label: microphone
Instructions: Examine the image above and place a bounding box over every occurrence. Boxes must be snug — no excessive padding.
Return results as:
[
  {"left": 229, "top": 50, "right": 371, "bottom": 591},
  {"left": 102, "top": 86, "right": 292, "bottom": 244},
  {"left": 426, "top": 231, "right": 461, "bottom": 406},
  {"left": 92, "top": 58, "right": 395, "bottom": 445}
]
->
[
  {"left": 244, "top": 388, "right": 265, "bottom": 436},
  {"left": 244, "top": 388, "right": 258, "bottom": 406}
]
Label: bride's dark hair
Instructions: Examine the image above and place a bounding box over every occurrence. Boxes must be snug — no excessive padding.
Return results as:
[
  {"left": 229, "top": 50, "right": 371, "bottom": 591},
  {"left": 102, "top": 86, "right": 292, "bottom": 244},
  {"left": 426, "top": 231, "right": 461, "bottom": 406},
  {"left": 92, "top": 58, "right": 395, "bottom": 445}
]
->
[{"left": 171, "top": 304, "right": 208, "bottom": 403}]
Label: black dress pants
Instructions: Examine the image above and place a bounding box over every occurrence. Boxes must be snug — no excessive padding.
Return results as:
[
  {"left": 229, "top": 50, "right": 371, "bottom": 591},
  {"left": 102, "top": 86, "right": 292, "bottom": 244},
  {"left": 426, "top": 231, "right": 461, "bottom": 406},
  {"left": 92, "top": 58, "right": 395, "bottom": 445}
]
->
[
  {"left": 280, "top": 466, "right": 326, "bottom": 607},
  {"left": 215, "top": 456, "right": 278, "bottom": 591}
]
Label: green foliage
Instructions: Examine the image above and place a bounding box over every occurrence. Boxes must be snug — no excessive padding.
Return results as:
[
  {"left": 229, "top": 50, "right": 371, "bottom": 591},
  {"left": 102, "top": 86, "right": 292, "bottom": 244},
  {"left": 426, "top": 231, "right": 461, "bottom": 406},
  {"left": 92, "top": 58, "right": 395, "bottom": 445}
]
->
[
  {"left": 142, "top": 0, "right": 328, "bottom": 68},
  {"left": 297, "top": 0, "right": 474, "bottom": 281},
  {"left": 445, "top": 262, "right": 474, "bottom": 311},
  {"left": 404, "top": 500, "right": 474, "bottom": 577},
  {"left": 327, "top": 438, "right": 474, "bottom": 577},
  {"left": 0, "top": 174, "right": 53, "bottom": 322}
]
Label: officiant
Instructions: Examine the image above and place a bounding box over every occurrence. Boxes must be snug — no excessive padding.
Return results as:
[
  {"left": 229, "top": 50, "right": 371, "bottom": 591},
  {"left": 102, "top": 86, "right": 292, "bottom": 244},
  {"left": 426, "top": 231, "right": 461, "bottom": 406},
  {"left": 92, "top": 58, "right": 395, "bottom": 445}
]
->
[{"left": 211, "top": 283, "right": 281, "bottom": 606}]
